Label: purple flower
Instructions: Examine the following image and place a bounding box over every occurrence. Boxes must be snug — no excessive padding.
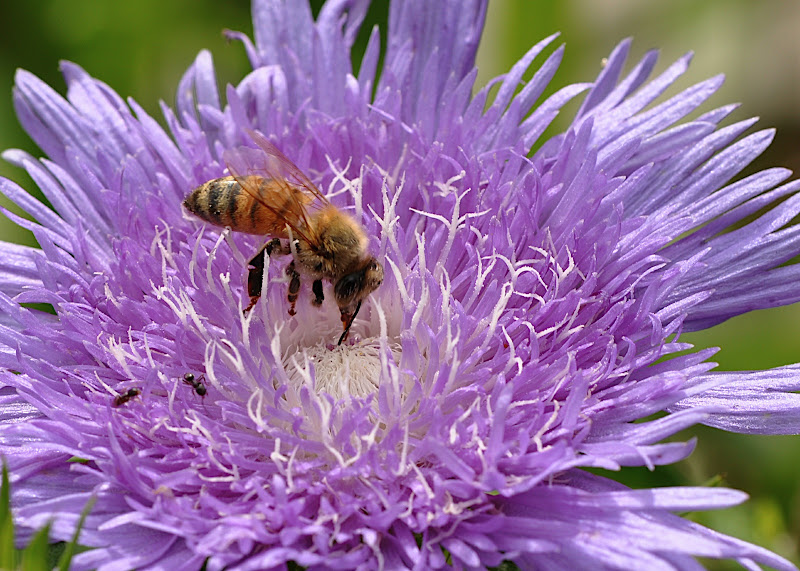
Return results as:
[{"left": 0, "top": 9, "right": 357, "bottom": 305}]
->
[{"left": 1, "top": 0, "right": 800, "bottom": 568}]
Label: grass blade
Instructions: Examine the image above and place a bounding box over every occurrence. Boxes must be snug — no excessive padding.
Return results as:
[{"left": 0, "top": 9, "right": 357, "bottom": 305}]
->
[
  {"left": 0, "top": 460, "right": 17, "bottom": 570},
  {"left": 21, "top": 520, "right": 52, "bottom": 571},
  {"left": 57, "top": 495, "right": 96, "bottom": 571}
]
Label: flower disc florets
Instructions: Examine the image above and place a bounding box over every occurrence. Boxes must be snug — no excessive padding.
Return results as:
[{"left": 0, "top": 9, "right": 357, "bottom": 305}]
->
[{"left": 2, "top": 1, "right": 800, "bottom": 569}]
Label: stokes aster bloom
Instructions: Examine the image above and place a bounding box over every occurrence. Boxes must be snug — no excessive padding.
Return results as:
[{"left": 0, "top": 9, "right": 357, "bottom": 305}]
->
[{"left": 1, "top": 0, "right": 800, "bottom": 569}]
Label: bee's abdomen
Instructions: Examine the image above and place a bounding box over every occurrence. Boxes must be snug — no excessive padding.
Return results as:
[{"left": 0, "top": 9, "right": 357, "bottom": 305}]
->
[
  {"left": 184, "top": 176, "right": 239, "bottom": 226},
  {"left": 184, "top": 176, "right": 275, "bottom": 234}
]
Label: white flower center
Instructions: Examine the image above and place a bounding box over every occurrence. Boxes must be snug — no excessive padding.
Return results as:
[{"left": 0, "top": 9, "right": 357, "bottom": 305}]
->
[{"left": 285, "top": 338, "right": 399, "bottom": 400}]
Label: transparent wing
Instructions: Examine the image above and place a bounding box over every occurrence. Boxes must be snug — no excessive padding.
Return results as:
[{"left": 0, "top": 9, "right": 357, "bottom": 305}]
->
[
  {"left": 222, "top": 132, "right": 327, "bottom": 243},
  {"left": 246, "top": 129, "right": 329, "bottom": 205}
]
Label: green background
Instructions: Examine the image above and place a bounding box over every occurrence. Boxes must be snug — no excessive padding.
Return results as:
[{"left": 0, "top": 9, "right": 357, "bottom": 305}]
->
[{"left": 0, "top": 1, "right": 797, "bottom": 567}]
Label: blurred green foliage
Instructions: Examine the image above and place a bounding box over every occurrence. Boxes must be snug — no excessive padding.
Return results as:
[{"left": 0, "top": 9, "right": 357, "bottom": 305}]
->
[
  {"left": 0, "top": 0, "right": 254, "bottom": 247},
  {"left": 0, "top": 0, "right": 798, "bottom": 567}
]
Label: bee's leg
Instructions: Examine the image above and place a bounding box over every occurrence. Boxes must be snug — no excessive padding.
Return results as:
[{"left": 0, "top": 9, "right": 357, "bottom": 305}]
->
[
  {"left": 243, "top": 247, "right": 267, "bottom": 314},
  {"left": 311, "top": 279, "right": 324, "bottom": 306},
  {"left": 243, "top": 239, "right": 287, "bottom": 315},
  {"left": 337, "top": 301, "right": 362, "bottom": 345},
  {"left": 286, "top": 260, "right": 301, "bottom": 316}
]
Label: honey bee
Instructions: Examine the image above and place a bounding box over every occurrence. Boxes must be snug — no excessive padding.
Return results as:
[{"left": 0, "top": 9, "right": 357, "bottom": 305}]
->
[
  {"left": 183, "top": 131, "right": 383, "bottom": 344},
  {"left": 182, "top": 373, "right": 207, "bottom": 397},
  {"left": 113, "top": 387, "right": 141, "bottom": 407}
]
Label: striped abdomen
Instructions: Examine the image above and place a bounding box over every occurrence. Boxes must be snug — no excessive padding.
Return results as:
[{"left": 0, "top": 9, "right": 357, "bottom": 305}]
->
[{"left": 183, "top": 175, "right": 312, "bottom": 236}]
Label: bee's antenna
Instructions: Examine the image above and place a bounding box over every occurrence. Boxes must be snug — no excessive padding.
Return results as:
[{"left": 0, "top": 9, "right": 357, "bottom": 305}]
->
[{"left": 338, "top": 301, "right": 362, "bottom": 345}]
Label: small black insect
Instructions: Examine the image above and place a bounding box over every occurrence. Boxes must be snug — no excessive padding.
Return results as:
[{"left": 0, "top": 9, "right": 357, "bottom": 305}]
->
[
  {"left": 182, "top": 373, "right": 207, "bottom": 397},
  {"left": 113, "top": 387, "right": 141, "bottom": 407}
]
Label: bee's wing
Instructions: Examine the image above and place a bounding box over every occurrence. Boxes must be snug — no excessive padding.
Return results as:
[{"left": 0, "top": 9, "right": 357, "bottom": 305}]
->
[
  {"left": 247, "top": 130, "right": 330, "bottom": 206},
  {"left": 223, "top": 137, "right": 324, "bottom": 243}
]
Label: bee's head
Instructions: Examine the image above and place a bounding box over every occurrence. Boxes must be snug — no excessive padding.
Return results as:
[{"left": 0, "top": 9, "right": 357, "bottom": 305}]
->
[{"left": 333, "top": 257, "right": 384, "bottom": 310}]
